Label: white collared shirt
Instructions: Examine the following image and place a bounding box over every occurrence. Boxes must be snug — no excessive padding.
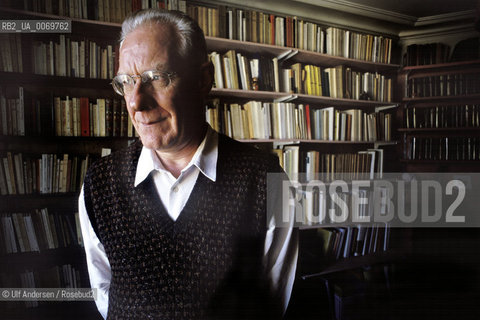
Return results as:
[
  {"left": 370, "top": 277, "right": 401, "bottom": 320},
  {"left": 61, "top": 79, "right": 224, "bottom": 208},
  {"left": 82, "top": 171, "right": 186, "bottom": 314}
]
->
[
  {"left": 134, "top": 126, "right": 218, "bottom": 221},
  {"left": 78, "top": 126, "right": 298, "bottom": 319}
]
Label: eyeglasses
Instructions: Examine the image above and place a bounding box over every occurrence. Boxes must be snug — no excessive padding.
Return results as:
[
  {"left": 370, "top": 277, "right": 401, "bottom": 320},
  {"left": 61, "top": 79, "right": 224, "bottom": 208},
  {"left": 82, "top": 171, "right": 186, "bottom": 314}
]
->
[{"left": 111, "top": 70, "right": 177, "bottom": 96}]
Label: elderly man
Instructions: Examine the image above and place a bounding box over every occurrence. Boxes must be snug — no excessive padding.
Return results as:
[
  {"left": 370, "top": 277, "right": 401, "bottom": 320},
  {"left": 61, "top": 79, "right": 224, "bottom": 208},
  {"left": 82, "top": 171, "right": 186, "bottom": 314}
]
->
[{"left": 79, "top": 9, "right": 297, "bottom": 319}]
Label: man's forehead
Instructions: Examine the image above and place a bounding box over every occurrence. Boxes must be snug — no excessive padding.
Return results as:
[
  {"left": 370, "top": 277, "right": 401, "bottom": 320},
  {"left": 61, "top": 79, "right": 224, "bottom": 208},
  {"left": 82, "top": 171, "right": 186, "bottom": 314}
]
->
[{"left": 118, "top": 31, "right": 175, "bottom": 73}]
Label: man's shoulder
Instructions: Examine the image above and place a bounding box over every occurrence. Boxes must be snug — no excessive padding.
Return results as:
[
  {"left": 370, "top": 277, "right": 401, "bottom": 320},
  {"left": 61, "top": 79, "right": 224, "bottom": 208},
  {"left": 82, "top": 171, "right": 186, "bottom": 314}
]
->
[
  {"left": 217, "top": 133, "right": 282, "bottom": 172},
  {"left": 87, "top": 139, "right": 142, "bottom": 174}
]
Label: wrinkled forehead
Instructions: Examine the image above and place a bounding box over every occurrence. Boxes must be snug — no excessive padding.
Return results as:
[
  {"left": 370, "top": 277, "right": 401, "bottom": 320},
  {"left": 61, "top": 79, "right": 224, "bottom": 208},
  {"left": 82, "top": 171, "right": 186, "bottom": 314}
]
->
[{"left": 119, "top": 23, "right": 182, "bottom": 73}]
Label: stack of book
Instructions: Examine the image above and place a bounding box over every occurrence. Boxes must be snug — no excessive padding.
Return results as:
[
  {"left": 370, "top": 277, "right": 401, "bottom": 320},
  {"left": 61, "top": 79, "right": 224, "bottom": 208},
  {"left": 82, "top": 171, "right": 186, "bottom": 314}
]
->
[
  {"left": 196, "top": 6, "right": 393, "bottom": 62},
  {"left": 408, "top": 137, "right": 480, "bottom": 161},
  {"left": 0, "top": 152, "right": 91, "bottom": 195},
  {"left": 31, "top": 35, "right": 118, "bottom": 80},
  {"left": 211, "top": 50, "right": 393, "bottom": 102},
  {"left": 405, "top": 105, "right": 480, "bottom": 129},
  {"left": 0, "top": 34, "right": 23, "bottom": 73},
  {"left": 314, "top": 224, "right": 390, "bottom": 260},
  {"left": 0, "top": 87, "right": 25, "bottom": 136},
  {"left": 2, "top": 92, "right": 138, "bottom": 138},
  {"left": 206, "top": 100, "right": 392, "bottom": 142},
  {"left": 273, "top": 148, "right": 384, "bottom": 181},
  {"left": 407, "top": 72, "right": 480, "bottom": 98},
  {"left": 404, "top": 43, "right": 450, "bottom": 66},
  {"left": 0, "top": 208, "right": 83, "bottom": 254}
]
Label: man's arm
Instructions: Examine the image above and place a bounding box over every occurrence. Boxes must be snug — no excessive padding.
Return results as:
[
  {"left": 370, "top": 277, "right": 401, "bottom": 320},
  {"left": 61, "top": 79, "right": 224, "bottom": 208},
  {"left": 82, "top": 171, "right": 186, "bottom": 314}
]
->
[
  {"left": 264, "top": 174, "right": 299, "bottom": 314},
  {"left": 78, "top": 186, "right": 112, "bottom": 319}
]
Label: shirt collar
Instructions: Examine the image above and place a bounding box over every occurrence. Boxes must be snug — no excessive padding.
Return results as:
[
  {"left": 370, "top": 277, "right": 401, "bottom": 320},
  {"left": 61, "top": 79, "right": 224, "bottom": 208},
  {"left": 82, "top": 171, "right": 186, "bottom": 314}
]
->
[{"left": 134, "top": 125, "right": 218, "bottom": 187}]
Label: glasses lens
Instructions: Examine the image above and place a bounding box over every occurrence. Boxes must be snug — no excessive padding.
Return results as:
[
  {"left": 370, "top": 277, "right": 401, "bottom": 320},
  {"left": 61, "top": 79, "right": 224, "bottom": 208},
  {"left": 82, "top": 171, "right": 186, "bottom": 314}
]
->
[
  {"left": 112, "top": 74, "right": 134, "bottom": 96},
  {"left": 142, "top": 71, "right": 170, "bottom": 88}
]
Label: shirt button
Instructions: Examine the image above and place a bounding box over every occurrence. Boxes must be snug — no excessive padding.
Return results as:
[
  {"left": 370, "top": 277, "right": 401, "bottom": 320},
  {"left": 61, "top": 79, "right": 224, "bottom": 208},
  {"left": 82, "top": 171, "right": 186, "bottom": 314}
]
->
[{"left": 172, "top": 186, "right": 179, "bottom": 193}]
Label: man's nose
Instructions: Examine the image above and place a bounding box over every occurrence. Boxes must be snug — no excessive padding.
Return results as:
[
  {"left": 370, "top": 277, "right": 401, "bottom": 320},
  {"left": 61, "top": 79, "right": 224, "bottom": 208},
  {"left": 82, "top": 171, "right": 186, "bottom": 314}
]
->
[{"left": 127, "top": 81, "right": 152, "bottom": 112}]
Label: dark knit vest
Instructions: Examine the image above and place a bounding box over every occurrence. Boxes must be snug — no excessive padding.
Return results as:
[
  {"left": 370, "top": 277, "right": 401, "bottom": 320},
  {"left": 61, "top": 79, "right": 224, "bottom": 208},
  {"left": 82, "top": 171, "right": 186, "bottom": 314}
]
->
[{"left": 83, "top": 134, "right": 283, "bottom": 320}]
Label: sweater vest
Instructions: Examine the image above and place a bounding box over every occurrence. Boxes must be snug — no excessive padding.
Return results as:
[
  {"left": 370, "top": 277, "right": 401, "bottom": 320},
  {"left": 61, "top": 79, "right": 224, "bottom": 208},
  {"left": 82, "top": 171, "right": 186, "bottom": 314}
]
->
[{"left": 83, "top": 134, "right": 283, "bottom": 320}]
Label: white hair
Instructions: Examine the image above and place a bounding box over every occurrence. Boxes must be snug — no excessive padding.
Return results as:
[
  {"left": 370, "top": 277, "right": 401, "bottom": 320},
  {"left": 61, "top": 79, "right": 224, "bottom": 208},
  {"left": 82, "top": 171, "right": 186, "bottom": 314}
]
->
[{"left": 120, "top": 9, "right": 208, "bottom": 70}]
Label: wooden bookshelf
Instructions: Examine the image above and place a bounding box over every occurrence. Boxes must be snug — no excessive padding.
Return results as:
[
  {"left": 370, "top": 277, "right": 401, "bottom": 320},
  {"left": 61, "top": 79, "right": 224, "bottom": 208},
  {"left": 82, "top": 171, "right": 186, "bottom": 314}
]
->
[
  {"left": 400, "top": 59, "right": 480, "bottom": 170},
  {"left": 207, "top": 37, "right": 400, "bottom": 73}
]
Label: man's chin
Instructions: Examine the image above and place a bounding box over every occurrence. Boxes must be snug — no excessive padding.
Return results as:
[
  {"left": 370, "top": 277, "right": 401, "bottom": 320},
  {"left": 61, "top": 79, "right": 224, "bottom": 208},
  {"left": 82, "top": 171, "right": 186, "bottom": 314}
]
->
[{"left": 139, "top": 135, "right": 178, "bottom": 151}]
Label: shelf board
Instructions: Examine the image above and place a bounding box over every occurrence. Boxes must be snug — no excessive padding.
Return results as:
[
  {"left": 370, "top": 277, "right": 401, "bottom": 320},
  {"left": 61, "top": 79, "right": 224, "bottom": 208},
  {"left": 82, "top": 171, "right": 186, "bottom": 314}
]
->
[
  {"left": 237, "top": 139, "right": 394, "bottom": 144},
  {"left": 0, "top": 135, "right": 137, "bottom": 143},
  {"left": 207, "top": 37, "right": 400, "bottom": 73},
  {"left": 400, "top": 159, "right": 480, "bottom": 164},
  {"left": 0, "top": 193, "right": 79, "bottom": 211},
  {"left": 300, "top": 250, "right": 407, "bottom": 279},
  {"left": 0, "top": 72, "right": 112, "bottom": 89},
  {"left": 402, "top": 60, "right": 480, "bottom": 72},
  {"left": 1, "top": 135, "right": 394, "bottom": 145},
  {"left": 210, "top": 88, "right": 286, "bottom": 100},
  {"left": 403, "top": 94, "right": 480, "bottom": 103},
  {"left": 0, "top": 246, "right": 86, "bottom": 271},
  {"left": 0, "top": 192, "right": 78, "bottom": 198},
  {"left": 210, "top": 88, "right": 397, "bottom": 108},
  {"left": 398, "top": 127, "right": 480, "bottom": 132}
]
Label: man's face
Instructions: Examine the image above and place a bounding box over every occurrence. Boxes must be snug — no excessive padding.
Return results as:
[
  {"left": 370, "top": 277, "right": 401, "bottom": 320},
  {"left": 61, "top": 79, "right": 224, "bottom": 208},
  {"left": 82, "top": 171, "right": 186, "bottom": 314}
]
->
[{"left": 118, "top": 23, "right": 205, "bottom": 152}]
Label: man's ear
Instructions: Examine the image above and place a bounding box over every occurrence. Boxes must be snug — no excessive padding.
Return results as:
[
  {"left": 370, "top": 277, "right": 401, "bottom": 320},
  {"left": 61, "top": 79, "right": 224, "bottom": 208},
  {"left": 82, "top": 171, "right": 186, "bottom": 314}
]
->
[{"left": 199, "top": 61, "right": 214, "bottom": 97}]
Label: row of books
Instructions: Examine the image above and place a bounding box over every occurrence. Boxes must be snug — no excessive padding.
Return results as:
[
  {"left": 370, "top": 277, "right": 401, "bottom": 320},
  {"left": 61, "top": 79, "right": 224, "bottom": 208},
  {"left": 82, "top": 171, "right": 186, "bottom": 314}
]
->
[
  {"left": 190, "top": 5, "right": 393, "bottom": 63},
  {"left": 405, "top": 105, "right": 480, "bottom": 129},
  {"left": 294, "top": 64, "right": 392, "bottom": 102},
  {"left": 408, "top": 137, "right": 480, "bottom": 161},
  {"left": 407, "top": 73, "right": 480, "bottom": 98},
  {"left": 0, "top": 209, "right": 83, "bottom": 255},
  {"left": 210, "top": 50, "right": 393, "bottom": 102},
  {"left": 0, "top": 89, "right": 137, "bottom": 138},
  {"left": 274, "top": 147, "right": 383, "bottom": 181},
  {"left": 0, "top": 87, "right": 24, "bottom": 136},
  {"left": 206, "top": 100, "right": 392, "bottom": 142},
  {"left": 23, "top": 0, "right": 91, "bottom": 20},
  {"left": 7, "top": 1, "right": 394, "bottom": 63},
  {"left": 0, "top": 152, "right": 91, "bottom": 196},
  {"left": 18, "top": 0, "right": 186, "bottom": 23},
  {"left": 315, "top": 224, "right": 390, "bottom": 260},
  {"left": 304, "top": 149, "right": 384, "bottom": 182},
  {"left": 0, "top": 34, "right": 23, "bottom": 73},
  {"left": 403, "top": 43, "right": 450, "bottom": 66},
  {"left": 1, "top": 264, "right": 84, "bottom": 308},
  {"left": 31, "top": 35, "right": 118, "bottom": 79},
  {"left": 49, "top": 96, "right": 136, "bottom": 137}
]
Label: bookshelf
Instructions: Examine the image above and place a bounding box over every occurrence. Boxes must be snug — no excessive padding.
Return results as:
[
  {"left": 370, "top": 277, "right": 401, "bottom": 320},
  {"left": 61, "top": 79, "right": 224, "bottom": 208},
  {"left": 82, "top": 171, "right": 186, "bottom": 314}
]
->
[
  {"left": 0, "top": 1, "right": 406, "bottom": 319},
  {"left": 0, "top": 5, "right": 126, "bottom": 320},
  {"left": 400, "top": 59, "right": 480, "bottom": 172}
]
